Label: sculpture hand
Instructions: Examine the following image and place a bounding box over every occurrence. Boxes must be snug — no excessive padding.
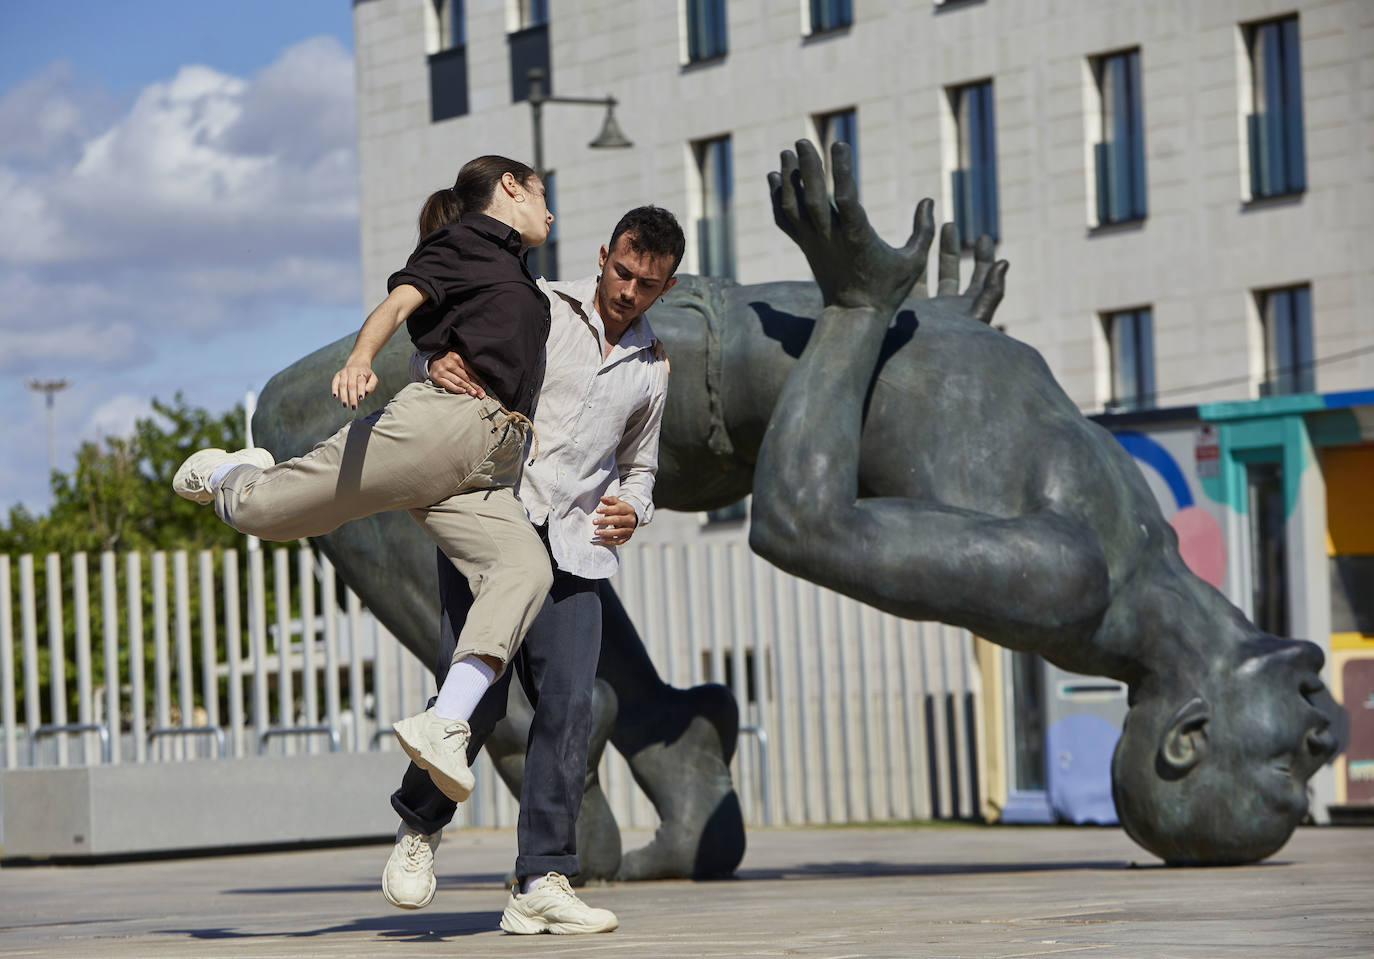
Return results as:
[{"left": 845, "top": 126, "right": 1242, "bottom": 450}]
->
[
  {"left": 768, "top": 139, "right": 934, "bottom": 315},
  {"left": 928, "top": 225, "right": 1008, "bottom": 324}
]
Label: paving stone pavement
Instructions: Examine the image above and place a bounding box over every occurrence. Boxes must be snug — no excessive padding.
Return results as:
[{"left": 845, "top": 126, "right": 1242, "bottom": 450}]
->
[{"left": 1, "top": 823, "right": 1371, "bottom": 958}]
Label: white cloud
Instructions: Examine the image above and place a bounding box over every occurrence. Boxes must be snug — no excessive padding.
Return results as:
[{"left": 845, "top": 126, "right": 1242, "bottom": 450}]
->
[
  {"left": 0, "top": 36, "right": 363, "bottom": 517},
  {"left": 85, "top": 394, "right": 153, "bottom": 441}
]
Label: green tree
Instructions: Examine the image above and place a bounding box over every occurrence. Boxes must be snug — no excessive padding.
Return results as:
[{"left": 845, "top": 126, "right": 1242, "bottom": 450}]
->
[
  {"left": 1, "top": 395, "right": 260, "bottom": 737},
  {"left": 0, "top": 394, "right": 246, "bottom": 555}
]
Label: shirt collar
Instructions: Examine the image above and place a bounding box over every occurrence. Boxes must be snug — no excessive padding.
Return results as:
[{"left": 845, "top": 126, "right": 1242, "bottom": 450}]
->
[
  {"left": 548, "top": 275, "right": 658, "bottom": 350},
  {"left": 459, "top": 212, "right": 524, "bottom": 254}
]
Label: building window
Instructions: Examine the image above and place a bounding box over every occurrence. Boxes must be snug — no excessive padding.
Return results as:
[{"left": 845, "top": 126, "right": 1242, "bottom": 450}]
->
[
  {"left": 808, "top": 0, "right": 853, "bottom": 34},
  {"left": 428, "top": 0, "right": 468, "bottom": 122},
  {"left": 685, "top": 0, "right": 728, "bottom": 63},
  {"left": 815, "top": 107, "right": 858, "bottom": 195},
  {"left": 949, "top": 80, "right": 998, "bottom": 247},
  {"left": 694, "top": 136, "right": 735, "bottom": 279},
  {"left": 508, "top": 1, "right": 550, "bottom": 103},
  {"left": 515, "top": 0, "right": 547, "bottom": 27},
  {"left": 1245, "top": 15, "right": 1305, "bottom": 199},
  {"left": 1258, "top": 285, "right": 1313, "bottom": 395},
  {"left": 1091, "top": 49, "right": 1146, "bottom": 224},
  {"left": 1104, "top": 307, "right": 1154, "bottom": 412}
]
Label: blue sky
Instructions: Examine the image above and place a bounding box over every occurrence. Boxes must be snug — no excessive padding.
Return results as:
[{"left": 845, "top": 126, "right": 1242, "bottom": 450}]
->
[{"left": 0, "top": 1, "right": 361, "bottom": 516}]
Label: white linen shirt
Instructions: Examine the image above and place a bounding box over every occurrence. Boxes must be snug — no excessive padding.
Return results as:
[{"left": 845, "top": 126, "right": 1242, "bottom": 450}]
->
[{"left": 413, "top": 274, "right": 668, "bottom": 580}]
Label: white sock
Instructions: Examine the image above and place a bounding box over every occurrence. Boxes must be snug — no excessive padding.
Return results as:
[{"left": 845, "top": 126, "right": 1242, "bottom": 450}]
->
[
  {"left": 521, "top": 875, "right": 546, "bottom": 895},
  {"left": 433, "top": 656, "right": 496, "bottom": 720},
  {"left": 207, "top": 462, "right": 239, "bottom": 491}
]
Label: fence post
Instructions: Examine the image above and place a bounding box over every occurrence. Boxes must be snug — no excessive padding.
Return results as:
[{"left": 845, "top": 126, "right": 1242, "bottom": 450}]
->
[
  {"left": 224, "top": 550, "right": 245, "bottom": 757},
  {"left": 101, "top": 552, "right": 120, "bottom": 764},
  {"left": 198, "top": 550, "right": 220, "bottom": 730},
  {"left": 127, "top": 553, "right": 146, "bottom": 763},
  {"left": 1, "top": 554, "right": 16, "bottom": 768},
  {"left": 45, "top": 553, "right": 68, "bottom": 765},
  {"left": 73, "top": 552, "right": 94, "bottom": 763},
  {"left": 173, "top": 551, "right": 194, "bottom": 745},
  {"left": 249, "top": 547, "right": 268, "bottom": 748}
]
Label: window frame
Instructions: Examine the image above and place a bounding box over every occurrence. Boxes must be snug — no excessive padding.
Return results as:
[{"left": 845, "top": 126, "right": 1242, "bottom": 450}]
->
[
  {"left": 948, "top": 79, "right": 999, "bottom": 248},
  {"left": 1103, "top": 307, "right": 1156, "bottom": 412},
  {"left": 1090, "top": 47, "right": 1147, "bottom": 226},
  {"left": 1243, "top": 15, "right": 1306, "bottom": 200}
]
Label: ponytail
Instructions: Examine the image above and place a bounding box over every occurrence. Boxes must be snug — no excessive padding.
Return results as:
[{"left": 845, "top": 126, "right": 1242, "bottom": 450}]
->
[
  {"left": 415, "top": 154, "right": 539, "bottom": 237},
  {"left": 418, "top": 187, "right": 462, "bottom": 237}
]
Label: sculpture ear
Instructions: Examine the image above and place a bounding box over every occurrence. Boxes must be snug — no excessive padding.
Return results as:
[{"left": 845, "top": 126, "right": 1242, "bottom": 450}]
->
[{"left": 1160, "top": 697, "right": 1210, "bottom": 775}]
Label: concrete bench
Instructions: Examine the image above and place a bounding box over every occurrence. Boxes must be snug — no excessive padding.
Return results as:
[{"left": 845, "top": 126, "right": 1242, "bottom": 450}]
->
[{"left": 1, "top": 751, "right": 411, "bottom": 861}]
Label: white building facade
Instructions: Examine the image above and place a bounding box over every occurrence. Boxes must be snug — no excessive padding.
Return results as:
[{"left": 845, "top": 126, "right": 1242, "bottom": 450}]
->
[
  {"left": 352, "top": 0, "right": 1374, "bottom": 416},
  {"left": 349, "top": 0, "right": 1374, "bottom": 826}
]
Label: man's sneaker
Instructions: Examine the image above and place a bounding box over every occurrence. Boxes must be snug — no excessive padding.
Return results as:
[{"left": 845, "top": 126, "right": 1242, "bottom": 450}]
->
[
  {"left": 392, "top": 708, "right": 475, "bottom": 802},
  {"left": 381, "top": 824, "right": 441, "bottom": 909},
  {"left": 172, "top": 447, "right": 274, "bottom": 504},
  {"left": 499, "top": 873, "right": 619, "bottom": 935}
]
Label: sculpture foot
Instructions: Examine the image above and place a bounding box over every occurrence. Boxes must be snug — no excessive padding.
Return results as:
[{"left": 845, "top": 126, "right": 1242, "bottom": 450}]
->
[{"left": 615, "top": 682, "right": 746, "bottom": 880}]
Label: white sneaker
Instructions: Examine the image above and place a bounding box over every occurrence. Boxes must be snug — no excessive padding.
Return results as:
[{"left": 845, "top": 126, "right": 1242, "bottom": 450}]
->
[
  {"left": 499, "top": 873, "right": 619, "bottom": 935},
  {"left": 381, "top": 824, "right": 441, "bottom": 910},
  {"left": 392, "top": 708, "right": 475, "bottom": 802},
  {"left": 172, "top": 447, "right": 274, "bottom": 504}
]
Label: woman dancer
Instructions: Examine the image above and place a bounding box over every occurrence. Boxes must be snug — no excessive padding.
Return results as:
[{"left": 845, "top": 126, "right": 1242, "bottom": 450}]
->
[{"left": 173, "top": 155, "right": 555, "bottom": 802}]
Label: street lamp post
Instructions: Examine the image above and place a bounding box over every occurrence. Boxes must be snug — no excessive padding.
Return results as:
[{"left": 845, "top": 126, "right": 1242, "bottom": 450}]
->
[
  {"left": 28, "top": 378, "right": 70, "bottom": 480},
  {"left": 525, "top": 67, "right": 632, "bottom": 279}
]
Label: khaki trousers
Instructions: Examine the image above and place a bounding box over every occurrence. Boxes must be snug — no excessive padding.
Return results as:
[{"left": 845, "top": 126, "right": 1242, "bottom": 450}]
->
[{"left": 214, "top": 382, "right": 552, "bottom": 670}]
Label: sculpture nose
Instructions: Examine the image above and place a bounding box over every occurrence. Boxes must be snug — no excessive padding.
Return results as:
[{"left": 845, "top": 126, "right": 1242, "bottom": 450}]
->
[
  {"left": 1264, "top": 637, "right": 1325, "bottom": 673},
  {"left": 1306, "top": 725, "right": 1338, "bottom": 762}
]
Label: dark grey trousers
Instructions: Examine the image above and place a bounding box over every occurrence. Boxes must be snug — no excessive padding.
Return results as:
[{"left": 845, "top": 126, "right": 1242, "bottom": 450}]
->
[{"left": 390, "top": 543, "right": 602, "bottom": 880}]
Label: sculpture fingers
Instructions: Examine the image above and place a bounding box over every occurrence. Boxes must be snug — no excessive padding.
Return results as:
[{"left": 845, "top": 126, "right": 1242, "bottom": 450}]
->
[
  {"left": 966, "top": 234, "right": 995, "bottom": 297},
  {"left": 776, "top": 149, "right": 804, "bottom": 234},
  {"left": 904, "top": 198, "right": 937, "bottom": 282},
  {"left": 767, "top": 171, "right": 800, "bottom": 242},
  {"left": 937, "top": 222, "right": 960, "bottom": 296},
  {"left": 831, "top": 141, "right": 867, "bottom": 238},
  {"left": 970, "top": 259, "right": 1009, "bottom": 324},
  {"left": 795, "top": 139, "right": 832, "bottom": 236}
]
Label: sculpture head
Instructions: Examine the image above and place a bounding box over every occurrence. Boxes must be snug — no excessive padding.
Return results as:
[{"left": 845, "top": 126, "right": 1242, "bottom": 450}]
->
[{"left": 1111, "top": 635, "right": 1340, "bottom": 864}]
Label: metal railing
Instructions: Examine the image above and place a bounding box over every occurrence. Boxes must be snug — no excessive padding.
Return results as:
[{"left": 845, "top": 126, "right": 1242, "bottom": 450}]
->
[{"left": 1, "top": 543, "right": 985, "bottom": 829}]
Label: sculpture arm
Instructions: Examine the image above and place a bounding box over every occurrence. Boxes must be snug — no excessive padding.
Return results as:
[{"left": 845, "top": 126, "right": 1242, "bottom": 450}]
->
[
  {"left": 749, "top": 141, "right": 1107, "bottom": 639},
  {"left": 609, "top": 356, "right": 669, "bottom": 527}
]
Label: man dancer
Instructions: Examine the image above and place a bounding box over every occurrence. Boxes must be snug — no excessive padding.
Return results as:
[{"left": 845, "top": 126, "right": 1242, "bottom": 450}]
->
[{"left": 382, "top": 206, "right": 684, "bottom": 934}]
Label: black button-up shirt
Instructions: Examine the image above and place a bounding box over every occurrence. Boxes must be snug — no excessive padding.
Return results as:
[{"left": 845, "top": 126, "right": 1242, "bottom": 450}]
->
[{"left": 388, "top": 212, "right": 549, "bottom": 417}]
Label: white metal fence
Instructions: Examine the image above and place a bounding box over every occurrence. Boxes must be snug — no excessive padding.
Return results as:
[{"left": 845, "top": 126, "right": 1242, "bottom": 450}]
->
[{"left": 0, "top": 543, "right": 983, "bottom": 832}]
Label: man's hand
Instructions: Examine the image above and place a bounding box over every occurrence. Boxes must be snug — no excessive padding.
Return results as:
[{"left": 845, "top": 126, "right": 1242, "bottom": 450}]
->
[
  {"left": 429, "top": 350, "right": 487, "bottom": 399},
  {"left": 331, "top": 359, "right": 378, "bottom": 410},
  {"left": 767, "top": 139, "right": 935, "bottom": 316},
  {"left": 593, "top": 496, "right": 638, "bottom": 547}
]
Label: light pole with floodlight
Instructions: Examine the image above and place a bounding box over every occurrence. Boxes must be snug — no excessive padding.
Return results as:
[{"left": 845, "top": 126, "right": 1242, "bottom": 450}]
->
[
  {"left": 525, "top": 67, "right": 632, "bottom": 279},
  {"left": 28, "top": 378, "right": 70, "bottom": 480}
]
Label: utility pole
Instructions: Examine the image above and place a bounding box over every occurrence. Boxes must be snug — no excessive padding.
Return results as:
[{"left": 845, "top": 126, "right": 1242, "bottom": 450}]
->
[{"left": 27, "top": 378, "right": 70, "bottom": 480}]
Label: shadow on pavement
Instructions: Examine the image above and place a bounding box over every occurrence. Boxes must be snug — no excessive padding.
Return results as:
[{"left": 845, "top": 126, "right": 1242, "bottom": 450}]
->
[
  {"left": 222, "top": 871, "right": 508, "bottom": 896},
  {"left": 158, "top": 910, "right": 505, "bottom": 941},
  {"left": 738, "top": 858, "right": 1131, "bottom": 880}
]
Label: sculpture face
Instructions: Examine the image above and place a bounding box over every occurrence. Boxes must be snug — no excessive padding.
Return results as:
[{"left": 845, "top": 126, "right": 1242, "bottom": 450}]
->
[
  {"left": 1112, "top": 635, "right": 1340, "bottom": 864},
  {"left": 1215, "top": 637, "right": 1339, "bottom": 816}
]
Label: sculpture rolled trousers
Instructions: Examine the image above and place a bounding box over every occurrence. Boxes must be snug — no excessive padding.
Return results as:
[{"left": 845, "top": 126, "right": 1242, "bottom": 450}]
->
[{"left": 253, "top": 138, "right": 1343, "bottom": 871}]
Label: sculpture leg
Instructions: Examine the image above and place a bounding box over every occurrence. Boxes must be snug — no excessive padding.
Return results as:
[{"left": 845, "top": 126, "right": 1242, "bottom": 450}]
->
[
  {"left": 749, "top": 303, "right": 1110, "bottom": 643},
  {"left": 597, "top": 582, "right": 746, "bottom": 880}
]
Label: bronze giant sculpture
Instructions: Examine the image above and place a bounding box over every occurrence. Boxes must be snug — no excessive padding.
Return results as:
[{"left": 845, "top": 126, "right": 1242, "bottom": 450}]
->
[{"left": 254, "top": 140, "right": 1342, "bottom": 872}]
